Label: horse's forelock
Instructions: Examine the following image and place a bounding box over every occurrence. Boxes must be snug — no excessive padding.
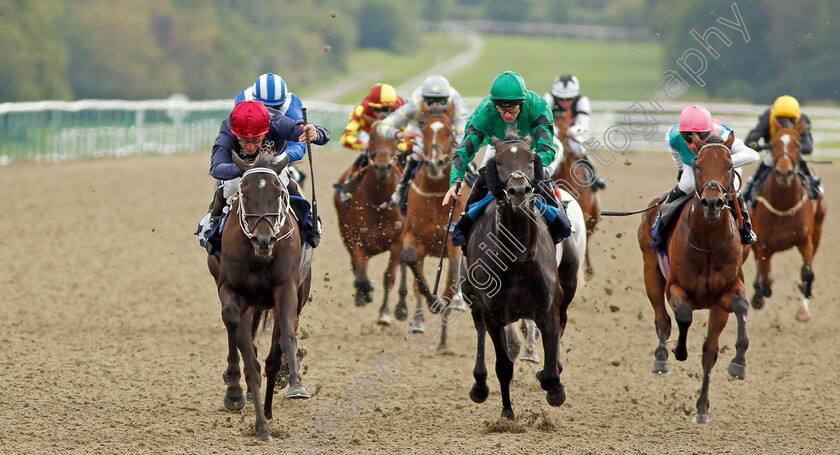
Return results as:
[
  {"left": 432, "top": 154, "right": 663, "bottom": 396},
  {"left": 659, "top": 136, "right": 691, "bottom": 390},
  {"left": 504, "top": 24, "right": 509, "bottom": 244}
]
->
[
  {"left": 503, "top": 125, "right": 519, "bottom": 142},
  {"left": 254, "top": 152, "right": 274, "bottom": 168},
  {"left": 705, "top": 134, "right": 724, "bottom": 144}
]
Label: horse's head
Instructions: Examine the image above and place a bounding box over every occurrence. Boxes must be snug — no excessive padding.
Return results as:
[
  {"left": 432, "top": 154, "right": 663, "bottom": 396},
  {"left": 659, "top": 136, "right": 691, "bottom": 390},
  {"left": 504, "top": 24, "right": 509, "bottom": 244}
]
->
[
  {"left": 770, "top": 118, "right": 805, "bottom": 186},
  {"left": 231, "top": 151, "right": 291, "bottom": 260},
  {"left": 688, "top": 133, "right": 735, "bottom": 223},
  {"left": 491, "top": 132, "right": 535, "bottom": 214},
  {"left": 367, "top": 121, "right": 397, "bottom": 180},
  {"left": 421, "top": 108, "right": 455, "bottom": 179}
]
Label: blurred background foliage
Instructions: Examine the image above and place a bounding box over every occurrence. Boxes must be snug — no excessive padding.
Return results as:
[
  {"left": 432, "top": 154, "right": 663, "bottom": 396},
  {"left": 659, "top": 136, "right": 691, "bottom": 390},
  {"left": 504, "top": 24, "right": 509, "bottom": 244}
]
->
[{"left": 0, "top": 0, "right": 837, "bottom": 103}]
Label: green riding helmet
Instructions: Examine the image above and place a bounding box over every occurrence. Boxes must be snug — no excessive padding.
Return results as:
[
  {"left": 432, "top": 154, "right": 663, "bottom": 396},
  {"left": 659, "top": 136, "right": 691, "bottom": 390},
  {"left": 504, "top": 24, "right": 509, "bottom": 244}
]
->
[{"left": 490, "top": 71, "right": 527, "bottom": 107}]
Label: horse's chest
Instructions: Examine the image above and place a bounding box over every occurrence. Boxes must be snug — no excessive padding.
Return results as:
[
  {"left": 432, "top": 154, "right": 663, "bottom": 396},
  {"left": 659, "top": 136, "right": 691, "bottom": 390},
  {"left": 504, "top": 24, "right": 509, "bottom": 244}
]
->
[{"left": 674, "top": 259, "right": 740, "bottom": 301}]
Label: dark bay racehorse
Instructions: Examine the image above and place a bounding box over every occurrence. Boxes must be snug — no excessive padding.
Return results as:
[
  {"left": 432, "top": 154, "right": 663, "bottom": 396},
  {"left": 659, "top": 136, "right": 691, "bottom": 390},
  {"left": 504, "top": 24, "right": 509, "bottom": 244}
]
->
[
  {"left": 551, "top": 112, "right": 601, "bottom": 277},
  {"left": 750, "top": 119, "right": 827, "bottom": 321},
  {"left": 401, "top": 106, "right": 467, "bottom": 352},
  {"left": 461, "top": 133, "right": 579, "bottom": 420},
  {"left": 334, "top": 121, "right": 408, "bottom": 322},
  {"left": 207, "top": 152, "right": 312, "bottom": 441},
  {"left": 638, "top": 134, "right": 750, "bottom": 424}
]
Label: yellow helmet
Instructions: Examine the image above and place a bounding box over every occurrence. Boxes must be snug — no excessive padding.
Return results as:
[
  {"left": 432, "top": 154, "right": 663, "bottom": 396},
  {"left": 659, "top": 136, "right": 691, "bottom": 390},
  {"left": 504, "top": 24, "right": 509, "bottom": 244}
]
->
[{"left": 772, "top": 95, "right": 801, "bottom": 122}]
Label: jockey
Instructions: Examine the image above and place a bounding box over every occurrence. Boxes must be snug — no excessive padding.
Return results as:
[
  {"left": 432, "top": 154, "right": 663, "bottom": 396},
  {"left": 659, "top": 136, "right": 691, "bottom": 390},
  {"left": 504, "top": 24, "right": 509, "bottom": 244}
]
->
[
  {"left": 375, "top": 74, "right": 472, "bottom": 215},
  {"left": 543, "top": 73, "right": 607, "bottom": 190},
  {"left": 742, "top": 95, "right": 821, "bottom": 201},
  {"left": 649, "top": 105, "right": 759, "bottom": 254},
  {"left": 443, "top": 71, "right": 572, "bottom": 246},
  {"left": 337, "top": 83, "right": 408, "bottom": 205},
  {"left": 235, "top": 73, "right": 307, "bottom": 184},
  {"left": 198, "top": 101, "right": 330, "bottom": 254}
]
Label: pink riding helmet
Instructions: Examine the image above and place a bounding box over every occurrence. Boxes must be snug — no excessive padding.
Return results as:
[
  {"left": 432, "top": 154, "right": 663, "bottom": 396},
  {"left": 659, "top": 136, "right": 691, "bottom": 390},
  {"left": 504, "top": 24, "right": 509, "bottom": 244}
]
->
[{"left": 678, "top": 105, "right": 713, "bottom": 132}]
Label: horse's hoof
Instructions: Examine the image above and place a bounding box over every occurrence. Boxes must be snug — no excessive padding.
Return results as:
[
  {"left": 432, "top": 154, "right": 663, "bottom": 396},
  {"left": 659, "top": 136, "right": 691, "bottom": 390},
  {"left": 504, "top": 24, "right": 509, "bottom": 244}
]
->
[
  {"left": 651, "top": 360, "right": 671, "bottom": 375},
  {"left": 450, "top": 295, "right": 468, "bottom": 312},
  {"left": 223, "top": 393, "right": 246, "bottom": 412},
  {"left": 546, "top": 386, "right": 566, "bottom": 407},
  {"left": 354, "top": 295, "right": 368, "bottom": 307},
  {"left": 692, "top": 413, "right": 710, "bottom": 424},
  {"left": 222, "top": 368, "right": 230, "bottom": 385},
  {"left": 286, "top": 385, "right": 310, "bottom": 399},
  {"left": 469, "top": 383, "right": 489, "bottom": 403},
  {"left": 672, "top": 346, "right": 687, "bottom": 362},
  {"left": 726, "top": 361, "right": 746, "bottom": 380},
  {"left": 394, "top": 304, "right": 408, "bottom": 321},
  {"left": 796, "top": 310, "right": 811, "bottom": 322},
  {"left": 410, "top": 320, "right": 425, "bottom": 333},
  {"left": 263, "top": 319, "right": 274, "bottom": 333},
  {"left": 297, "top": 346, "right": 308, "bottom": 360},
  {"left": 751, "top": 293, "right": 764, "bottom": 310},
  {"left": 519, "top": 350, "right": 540, "bottom": 363},
  {"left": 501, "top": 408, "right": 515, "bottom": 421},
  {"left": 254, "top": 433, "right": 272, "bottom": 442},
  {"left": 377, "top": 313, "right": 391, "bottom": 326}
]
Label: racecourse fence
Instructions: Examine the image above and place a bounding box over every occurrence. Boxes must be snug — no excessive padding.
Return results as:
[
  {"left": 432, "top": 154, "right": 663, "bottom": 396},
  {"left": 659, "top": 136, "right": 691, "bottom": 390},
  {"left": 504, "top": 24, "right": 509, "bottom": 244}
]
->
[{"left": 1, "top": 98, "right": 839, "bottom": 165}]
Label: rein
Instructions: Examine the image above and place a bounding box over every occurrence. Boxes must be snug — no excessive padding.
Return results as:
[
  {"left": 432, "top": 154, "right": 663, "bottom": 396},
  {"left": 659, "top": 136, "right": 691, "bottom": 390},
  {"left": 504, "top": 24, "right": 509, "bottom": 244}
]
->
[{"left": 237, "top": 168, "right": 294, "bottom": 241}]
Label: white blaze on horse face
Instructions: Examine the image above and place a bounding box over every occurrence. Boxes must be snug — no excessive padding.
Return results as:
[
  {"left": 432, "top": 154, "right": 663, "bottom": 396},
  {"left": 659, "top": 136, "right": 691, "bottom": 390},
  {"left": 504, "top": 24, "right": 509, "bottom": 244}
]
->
[
  {"left": 781, "top": 134, "right": 791, "bottom": 150},
  {"left": 258, "top": 178, "right": 266, "bottom": 189},
  {"left": 510, "top": 146, "right": 519, "bottom": 153},
  {"left": 429, "top": 121, "right": 444, "bottom": 159}
]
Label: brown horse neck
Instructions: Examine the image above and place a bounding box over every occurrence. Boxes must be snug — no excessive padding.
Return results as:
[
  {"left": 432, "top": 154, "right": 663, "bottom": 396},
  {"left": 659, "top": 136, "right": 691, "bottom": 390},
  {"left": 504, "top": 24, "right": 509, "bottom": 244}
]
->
[
  {"left": 684, "top": 199, "right": 736, "bottom": 251},
  {"left": 413, "top": 162, "right": 451, "bottom": 191}
]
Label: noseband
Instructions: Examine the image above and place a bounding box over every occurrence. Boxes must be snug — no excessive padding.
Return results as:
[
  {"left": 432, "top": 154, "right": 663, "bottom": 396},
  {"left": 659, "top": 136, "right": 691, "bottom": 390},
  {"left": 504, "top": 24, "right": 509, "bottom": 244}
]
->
[{"left": 237, "top": 167, "right": 294, "bottom": 241}]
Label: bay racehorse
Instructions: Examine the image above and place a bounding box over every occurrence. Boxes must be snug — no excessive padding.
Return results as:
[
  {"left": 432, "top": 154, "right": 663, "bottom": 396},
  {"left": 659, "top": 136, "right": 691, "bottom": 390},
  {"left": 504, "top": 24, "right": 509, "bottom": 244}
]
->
[
  {"left": 207, "top": 151, "right": 312, "bottom": 441},
  {"left": 334, "top": 120, "right": 409, "bottom": 322},
  {"left": 638, "top": 133, "right": 750, "bottom": 424},
  {"left": 749, "top": 119, "right": 826, "bottom": 321},
  {"left": 461, "top": 133, "right": 579, "bottom": 420},
  {"left": 401, "top": 105, "right": 467, "bottom": 352},
  {"left": 551, "top": 111, "right": 601, "bottom": 277}
]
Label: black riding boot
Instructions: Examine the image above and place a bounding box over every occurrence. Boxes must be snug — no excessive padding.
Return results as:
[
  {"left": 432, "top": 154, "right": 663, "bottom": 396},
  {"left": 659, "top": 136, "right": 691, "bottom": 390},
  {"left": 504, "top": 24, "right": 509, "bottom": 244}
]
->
[
  {"left": 390, "top": 155, "right": 421, "bottom": 215},
  {"left": 450, "top": 174, "right": 489, "bottom": 248},
  {"left": 337, "top": 152, "right": 369, "bottom": 207},
  {"left": 582, "top": 155, "right": 607, "bottom": 190},
  {"left": 732, "top": 194, "right": 757, "bottom": 244},
  {"left": 205, "top": 185, "right": 226, "bottom": 255},
  {"left": 798, "top": 158, "right": 823, "bottom": 199},
  {"left": 742, "top": 161, "right": 771, "bottom": 205}
]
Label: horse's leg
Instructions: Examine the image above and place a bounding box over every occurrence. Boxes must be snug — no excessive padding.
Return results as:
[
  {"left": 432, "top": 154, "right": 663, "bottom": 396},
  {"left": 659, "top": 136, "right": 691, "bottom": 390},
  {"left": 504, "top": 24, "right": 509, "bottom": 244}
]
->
[
  {"left": 643, "top": 257, "right": 670, "bottom": 373},
  {"left": 694, "top": 306, "right": 729, "bottom": 424},
  {"left": 469, "top": 307, "right": 489, "bottom": 404},
  {"left": 235, "top": 307, "right": 271, "bottom": 441},
  {"left": 669, "top": 285, "right": 692, "bottom": 362},
  {"left": 519, "top": 319, "right": 540, "bottom": 363},
  {"left": 219, "top": 284, "right": 246, "bottom": 412},
  {"left": 751, "top": 246, "right": 774, "bottom": 309},
  {"left": 350, "top": 247, "right": 373, "bottom": 307},
  {"left": 487, "top": 319, "right": 516, "bottom": 420},
  {"left": 277, "top": 283, "right": 308, "bottom": 400},
  {"left": 796, "top": 239, "right": 816, "bottom": 322},
  {"left": 725, "top": 293, "right": 749, "bottom": 380},
  {"left": 536, "top": 297, "right": 566, "bottom": 408},
  {"left": 394, "top": 260, "right": 409, "bottom": 321},
  {"left": 377, "top": 245, "right": 401, "bottom": 325},
  {"left": 263, "top": 308, "right": 282, "bottom": 420},
  {"left": 412, "top": 255, "right": 428, "bottom": 333},
  {"left": 812, "top": 198, "right": 826, "bottom": 252}
]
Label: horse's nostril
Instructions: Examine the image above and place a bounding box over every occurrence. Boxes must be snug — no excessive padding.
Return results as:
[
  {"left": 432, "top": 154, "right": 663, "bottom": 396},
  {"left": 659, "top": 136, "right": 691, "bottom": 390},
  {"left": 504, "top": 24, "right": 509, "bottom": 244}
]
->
[{"left": 525, "top": 186, "right": 532, "bottom": 194}]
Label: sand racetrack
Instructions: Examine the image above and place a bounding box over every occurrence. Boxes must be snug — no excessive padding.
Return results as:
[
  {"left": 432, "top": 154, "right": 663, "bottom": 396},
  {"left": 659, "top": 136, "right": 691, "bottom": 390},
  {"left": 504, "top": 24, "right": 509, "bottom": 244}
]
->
[{"left": 1, "top": 148, "right": 839, "bottom": 454}]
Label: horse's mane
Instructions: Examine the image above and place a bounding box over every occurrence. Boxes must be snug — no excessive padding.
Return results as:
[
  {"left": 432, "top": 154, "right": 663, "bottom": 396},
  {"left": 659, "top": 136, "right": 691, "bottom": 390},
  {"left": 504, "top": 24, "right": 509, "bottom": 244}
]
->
[{"left": 705, "top": 134, "right": 724, "bottom": 144}]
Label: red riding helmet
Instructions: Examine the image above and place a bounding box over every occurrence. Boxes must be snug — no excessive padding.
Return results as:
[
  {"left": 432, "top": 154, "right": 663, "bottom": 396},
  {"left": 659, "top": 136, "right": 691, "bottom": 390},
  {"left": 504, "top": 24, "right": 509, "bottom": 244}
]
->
[
  {"left": 678, "top": 105, "right": 712, "bottom": 132},
  {"left": 231, "top": 100, "right": 270, "bottom": 137}
]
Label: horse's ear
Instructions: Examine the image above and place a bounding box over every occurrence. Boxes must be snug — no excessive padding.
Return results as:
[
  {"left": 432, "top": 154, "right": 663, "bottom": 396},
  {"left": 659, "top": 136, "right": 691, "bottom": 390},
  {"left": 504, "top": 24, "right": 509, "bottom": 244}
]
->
[
  {"left": 522, "top": 135, "right": 532, "bottom": 148},
  {"left": 796, "top": 119, "right": 806, "bottom": 134},
  {"left": 724, "top": 132, "right": 735, "bottom": 150},
  {"left": 687, "top": 133, "right": 701, "bottom": 154},
  {"left": 772, "top": 117, "right": 783, "bottom": 133},
  {"left": 231, "top": 150, "right": 249, "bottom": 175},
  {"left": 444, "top": 102, "right": 455, "bottom": 117},
  {"left": 269, "top": 153, "right": 289, "bottom": 176},
  {"left": 491, "top": 136, "right": 502, "bottom": 149},
  {"left": 421, "top": 103, "right": 431, "bottom": 117}
]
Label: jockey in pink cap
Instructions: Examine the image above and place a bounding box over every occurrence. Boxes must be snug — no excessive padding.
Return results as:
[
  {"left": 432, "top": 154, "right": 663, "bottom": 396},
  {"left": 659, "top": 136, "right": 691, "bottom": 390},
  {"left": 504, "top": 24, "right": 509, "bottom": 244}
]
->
[{"left": 649, "top": 105, "right": 760, "bottom": 254}]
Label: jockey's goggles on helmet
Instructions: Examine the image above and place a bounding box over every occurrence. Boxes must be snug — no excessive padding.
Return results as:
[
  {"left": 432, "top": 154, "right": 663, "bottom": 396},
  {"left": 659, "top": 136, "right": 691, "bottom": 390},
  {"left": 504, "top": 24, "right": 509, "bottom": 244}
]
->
[
  {"left": 237, "top": 136, "right": 265, "bottom": 145},
  {"left": 493, "top": 99, "right": 524, "bottom": 108},
  {"left": 424, "top": 96, "right": 448, "bottom": 106},
  {"left": 680, "top": 131, "right": 710, "bottom": 143},
  {"left": 371, "top": 105, "right": 392, "bottom": 113}
]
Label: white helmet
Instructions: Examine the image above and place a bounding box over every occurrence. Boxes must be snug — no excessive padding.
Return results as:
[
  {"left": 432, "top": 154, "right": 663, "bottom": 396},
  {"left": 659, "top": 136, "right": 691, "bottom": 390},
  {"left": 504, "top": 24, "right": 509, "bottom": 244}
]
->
[
  {"left": 421, "top": 74, "right": 451, "bottom": 98},
  {"left": 253, "top": 73, "right": 287, "bottom": 107},
  {"left": 551, "top": 74, "right": 579, "bottom": 99}
]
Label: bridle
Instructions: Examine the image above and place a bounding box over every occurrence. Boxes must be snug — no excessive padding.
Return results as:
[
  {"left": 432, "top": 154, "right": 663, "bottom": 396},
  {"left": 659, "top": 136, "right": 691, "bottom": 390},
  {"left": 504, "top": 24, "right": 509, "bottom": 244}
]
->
[
  {"left": 236, "top": 167, "right": 294, "bottom": 241},
  {"left": 688, "top": 143, "right": 737, "bottom": 254},
  {"left": 422, "top": 114, "right": 455, "bottom": 166}
]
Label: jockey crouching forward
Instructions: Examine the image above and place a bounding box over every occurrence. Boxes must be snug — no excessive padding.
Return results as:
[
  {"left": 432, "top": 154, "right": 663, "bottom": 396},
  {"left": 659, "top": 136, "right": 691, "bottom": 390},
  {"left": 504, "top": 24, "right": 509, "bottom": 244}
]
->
[
  {"left": 442, "top": 71, "right": 572, "bottom": 248},
  {"left": 197, "top": 101, "right": 330, "bottom": 255},
  {"left": 649, "top": 105, "right": 759, "bottom": 255},
  {"left": 375, "top": 74, "right": 475, "bottom": 215}
]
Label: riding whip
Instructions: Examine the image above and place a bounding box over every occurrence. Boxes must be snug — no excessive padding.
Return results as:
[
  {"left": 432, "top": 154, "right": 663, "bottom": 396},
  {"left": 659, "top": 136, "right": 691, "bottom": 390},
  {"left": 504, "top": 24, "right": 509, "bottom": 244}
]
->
[
  {"left": 432, "top": 180, "right": 460, "bottom": 297},
  {"left": 301, "top": 108, "right": 318, "bottom": 228}
]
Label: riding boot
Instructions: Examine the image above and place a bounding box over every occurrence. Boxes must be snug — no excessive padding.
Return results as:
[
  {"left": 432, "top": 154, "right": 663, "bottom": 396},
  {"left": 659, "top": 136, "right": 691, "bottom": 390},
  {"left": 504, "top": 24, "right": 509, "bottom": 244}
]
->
[
  {"left": 733, "top": 194, "right": 757, "bottom": 244},
  {"left": 390, "top": 155, "right": 421, "bottom": 215},
  {"left": 338, "top": 152, "right": 369, "bottom": 206},
  {"left": 798, "top": 158, "right": 823, "bottom": 199},
  {"left": 450, "top": 174, "right": 489, "bottom": 248},
  {"left": 287, "top": 164, "right": 306, "bottom": 184},
  {"left": 534, "top": 177, "right": 572, "bottom": 243},
  {"left": 205, "top": 185, "right": 226, "bottom": 255},
  {"left": 582, "top": 155, "right": 607, "bottom": 191},
  {"left": 649, "top": 186, "right": 687, "bottom": 255},
  {"left": 742, "top": 161, "right": 771, "bottom": 205}
]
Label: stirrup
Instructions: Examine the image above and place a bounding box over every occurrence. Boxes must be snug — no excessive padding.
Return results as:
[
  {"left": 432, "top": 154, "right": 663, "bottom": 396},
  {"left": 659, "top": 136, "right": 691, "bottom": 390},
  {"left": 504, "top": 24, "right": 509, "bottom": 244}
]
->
[{"left": 741, "top": 230, "right": 757, "bottom": 245}]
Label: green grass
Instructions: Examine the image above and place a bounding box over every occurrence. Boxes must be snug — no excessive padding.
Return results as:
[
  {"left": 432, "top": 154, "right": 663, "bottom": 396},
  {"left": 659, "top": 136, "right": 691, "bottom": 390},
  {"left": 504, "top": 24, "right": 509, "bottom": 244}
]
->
[
  {"left": 447, "top": 34, "right": 665, "bottom": 101},
  {"left": 297, "top": 32, "right": 469, "bottom": 105}
]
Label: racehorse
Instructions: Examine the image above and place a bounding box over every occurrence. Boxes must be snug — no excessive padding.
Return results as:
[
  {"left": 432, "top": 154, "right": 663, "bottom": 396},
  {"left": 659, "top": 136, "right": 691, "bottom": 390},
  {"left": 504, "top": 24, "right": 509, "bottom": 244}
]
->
[
  {"left": 638, "top": 133, "right": 750, "bottom": 424},
  {"left": 461, "top": 132, "right": 580, "bottom": 420},
  {"left": 334, "top": 121, "right": 408, "bottom": 322},
  {"left": 749, "top": 119, "right": 826, "bottom": 321},
  {"left": 550, "top": 111, "right": 601, "bottom": 277},
  {"left": 401, "top": 105, "right": 467, "bottom": 352},
  {"left": 207, "top": 151, "right": 312, "bottom": 441}
]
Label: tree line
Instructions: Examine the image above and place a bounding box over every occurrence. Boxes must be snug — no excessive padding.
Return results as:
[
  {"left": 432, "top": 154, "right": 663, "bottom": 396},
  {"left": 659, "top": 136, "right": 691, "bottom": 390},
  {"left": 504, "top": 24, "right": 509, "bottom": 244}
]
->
[{"left": 0, "top": 0, "right": 836, "bottom": 103}]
